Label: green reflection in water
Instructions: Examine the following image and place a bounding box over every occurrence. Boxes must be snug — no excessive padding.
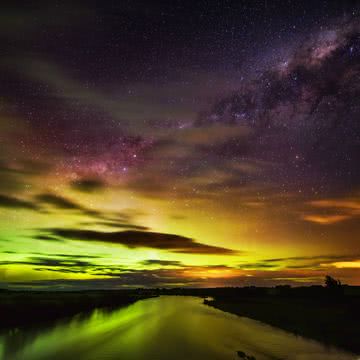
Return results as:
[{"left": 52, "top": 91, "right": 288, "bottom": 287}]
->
[{"left": 0, "top": 296, "right": 357, "bottom": 360}]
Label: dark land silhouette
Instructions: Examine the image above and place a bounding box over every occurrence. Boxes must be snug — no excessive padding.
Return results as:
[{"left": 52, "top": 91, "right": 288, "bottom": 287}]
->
[
  {"left": 0, "top": 289, "right": 155, "bottom": 331},
  {"left": 202, "top": 279, "right": 360, "bottom": 354}
]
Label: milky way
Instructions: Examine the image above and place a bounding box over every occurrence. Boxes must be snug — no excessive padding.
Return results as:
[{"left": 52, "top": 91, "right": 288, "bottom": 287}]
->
[{"left": 0, "top": 1, "right": 359, "bottom": 289}]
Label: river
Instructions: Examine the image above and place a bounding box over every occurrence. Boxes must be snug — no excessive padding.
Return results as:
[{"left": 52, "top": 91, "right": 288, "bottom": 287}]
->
[{"left": 0, "top": 296, "right": 357, "bottom": 360}]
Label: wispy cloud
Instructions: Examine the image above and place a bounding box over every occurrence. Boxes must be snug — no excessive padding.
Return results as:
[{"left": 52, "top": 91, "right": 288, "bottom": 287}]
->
[{"left": 302, "top": 197, "right": 360, "bottom": 224}]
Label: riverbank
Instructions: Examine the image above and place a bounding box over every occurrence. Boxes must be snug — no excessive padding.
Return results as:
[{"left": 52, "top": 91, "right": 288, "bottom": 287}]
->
[
  {"left": 0, "top": 289, "right": 156, "bottom": 331},
  {"left": 205, "top": 293, "right": 360, "bottom": 354}
]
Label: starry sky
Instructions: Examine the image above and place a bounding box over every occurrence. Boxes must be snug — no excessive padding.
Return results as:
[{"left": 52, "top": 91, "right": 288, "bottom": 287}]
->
[{"left": 0, "top": 0, "right": 359, "bottom": 289}]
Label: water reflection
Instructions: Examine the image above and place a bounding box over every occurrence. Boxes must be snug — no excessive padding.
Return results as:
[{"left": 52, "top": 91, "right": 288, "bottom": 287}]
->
[{"left": 0, "top": 296, "right": 357, "bottom": 360}]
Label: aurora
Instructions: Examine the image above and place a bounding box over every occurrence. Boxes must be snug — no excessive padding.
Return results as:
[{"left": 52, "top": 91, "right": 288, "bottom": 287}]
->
[{"left": 0, "top": 0, "right": 359, "bottom": 290}]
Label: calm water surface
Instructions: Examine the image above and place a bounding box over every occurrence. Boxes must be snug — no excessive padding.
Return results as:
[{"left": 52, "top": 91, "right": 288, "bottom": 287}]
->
[{"left": 0, "top": 296, "right": 357, "bottom": 360}]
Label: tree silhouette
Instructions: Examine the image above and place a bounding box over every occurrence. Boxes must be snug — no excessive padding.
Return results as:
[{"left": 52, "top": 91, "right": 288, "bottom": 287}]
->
[{"left": 325, "top": 275, "right": 342, "bottom": 288}]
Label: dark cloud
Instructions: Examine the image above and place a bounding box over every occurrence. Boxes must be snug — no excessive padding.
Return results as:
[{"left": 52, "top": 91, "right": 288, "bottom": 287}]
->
[
  {"left": 70, "top": 178, "right": 106, "bottom": 193},
  {"left": 0, "top": 256, "right": 95, "bottom": 268},
  {"left": 31, "top": 257, "right": 94, "bottom": 267},
  {"left": 35, "top": 193, "right": 101, "bottom": 217},
  {"left": 0, "top": 194, "right": 39, "bottom": 210},
  {"left": 51, "top": 253, "right": 101, "bottom": 259},
  {"left": 235, "top": 254, "right": 360, "bottom": 271},
  {"left": 44, "top": 229, "right": 238, "bottom": 255},
  {"left": 258, "top": 254, "right": 360, "bottom": 270},
  {"left": 263, "top": 254, "right": 360, "bottom": 263},
  {"left": 33, "top": 235, "right": 64, "bottom": 242},
  {"left": 81, "top": 221, "right": 149, "bottom": 231},
  {"left": 32, "top": 194, "right": 154, "bottom": 242},
  {"left": 0, "top": 252, "right": 107, "bottom": 276},
  {"left": 35, "top": 193, "right": 85, "bottom": 210},
  {"left": 141, "top": 259, "right": 184, "bottom": 267},
  {"left": 34, "top": 194, "right": 147, "bottom": 229},
  {"left": 238, "top": 263, "right": 278, "bottom": 269}
]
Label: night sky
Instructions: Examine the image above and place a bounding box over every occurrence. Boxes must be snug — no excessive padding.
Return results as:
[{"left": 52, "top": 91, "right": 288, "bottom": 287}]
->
[{"left": 0, "top": 1, "right": 359, "bottom": 289}]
